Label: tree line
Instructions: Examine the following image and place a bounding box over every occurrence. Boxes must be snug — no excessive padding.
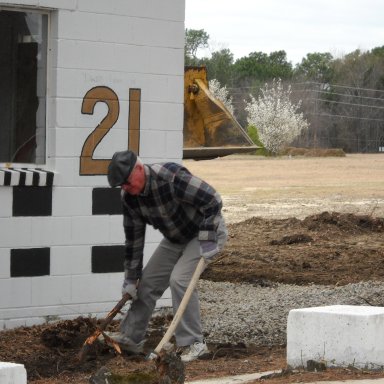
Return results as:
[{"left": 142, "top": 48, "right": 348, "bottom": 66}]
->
[{"left": 185, "top": 29, "right": 384, "bottom": 153}]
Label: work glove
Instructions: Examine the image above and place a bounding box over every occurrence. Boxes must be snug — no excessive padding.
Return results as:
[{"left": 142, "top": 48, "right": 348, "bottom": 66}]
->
[
  {"left": 122, "top": 278, "right": 137, "bottom": 300},
  {"left": 200, "top": 240, "right": 219, "bottom": 261}
]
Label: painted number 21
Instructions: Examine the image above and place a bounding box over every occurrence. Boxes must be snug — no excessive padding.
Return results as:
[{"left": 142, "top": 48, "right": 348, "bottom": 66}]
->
[{"left": 80, "top": 86, "right": 141, "bottom": 175}]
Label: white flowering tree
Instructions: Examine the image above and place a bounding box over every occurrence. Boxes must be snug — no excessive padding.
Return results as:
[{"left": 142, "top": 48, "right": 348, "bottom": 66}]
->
[
  {"left": 245, "top": 79, "right": 309, "bottom": 154},
  {"left": 208, "top": 79, "right": 234, "bottom": 116}
]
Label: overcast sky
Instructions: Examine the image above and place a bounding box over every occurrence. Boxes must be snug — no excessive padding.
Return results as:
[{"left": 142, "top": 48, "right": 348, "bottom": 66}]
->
[{"left": 185, "top": 0, "right": 384, "bottom": 65}]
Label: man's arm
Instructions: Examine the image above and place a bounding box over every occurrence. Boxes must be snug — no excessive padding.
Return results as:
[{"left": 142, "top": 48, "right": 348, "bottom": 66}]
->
[
  {"left": 173, "top": 167, "right": 223, "bottom": 242},
  {"left": 122, "top": 204, "right": 146, "bottom": 280}
]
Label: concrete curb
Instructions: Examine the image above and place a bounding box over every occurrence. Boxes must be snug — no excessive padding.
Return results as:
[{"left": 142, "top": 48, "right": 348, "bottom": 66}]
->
[
  {"left": 187, "top": 371, "right": 384, "bottom": 384},
  {"left": 186, "top": 370, "right": 279, "bottom": 384},
  {"left": 301, "top": 380, "right": 384, "bottom": 384}
]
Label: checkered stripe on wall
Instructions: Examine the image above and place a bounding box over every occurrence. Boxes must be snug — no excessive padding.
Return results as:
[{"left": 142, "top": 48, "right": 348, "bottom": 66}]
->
[
  {"left": 0, "top": 168, "right": 54, "bottom": 186},
  {"left": 9, "top": 245, "right": 126, "bottom": 277},
  {"left": 6, "top": 186, "right": 124, "bottom": 278}
]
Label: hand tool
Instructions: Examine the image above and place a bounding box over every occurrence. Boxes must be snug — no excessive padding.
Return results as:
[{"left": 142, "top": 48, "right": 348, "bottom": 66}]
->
[{"left": 78, "top": 292, "right": 131, "bottom": 361}]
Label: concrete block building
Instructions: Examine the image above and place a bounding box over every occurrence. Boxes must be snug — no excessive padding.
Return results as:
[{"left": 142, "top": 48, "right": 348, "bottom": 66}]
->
[{"left": 0, "top": 0, "right": 185, "bottom": 329}]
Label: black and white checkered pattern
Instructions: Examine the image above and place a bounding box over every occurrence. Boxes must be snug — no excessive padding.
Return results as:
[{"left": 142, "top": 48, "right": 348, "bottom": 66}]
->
[{"left": 0, "top": 168, "right": 54, "bottom": 186}]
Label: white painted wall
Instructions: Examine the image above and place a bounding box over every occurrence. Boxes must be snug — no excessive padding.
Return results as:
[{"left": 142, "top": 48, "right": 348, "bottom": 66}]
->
[{"left": 0, "top": 0, "right": 185, "bottom": 329}]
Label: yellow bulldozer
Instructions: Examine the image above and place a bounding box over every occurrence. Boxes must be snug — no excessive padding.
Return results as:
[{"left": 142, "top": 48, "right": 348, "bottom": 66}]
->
[{"left": 183, "top": 66, "right": 258, "bottom": 159}]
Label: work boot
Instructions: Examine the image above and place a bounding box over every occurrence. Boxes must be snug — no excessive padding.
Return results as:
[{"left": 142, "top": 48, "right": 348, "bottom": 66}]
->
[
  {"left": 180, "top": 340, "right": 209, "bottom": 362},
  {"left": 98, "top": 331, "right": 144, "bottom": 354}
]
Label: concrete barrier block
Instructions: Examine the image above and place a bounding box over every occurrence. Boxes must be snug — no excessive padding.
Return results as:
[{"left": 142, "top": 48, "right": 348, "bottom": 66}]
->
[
  {"left": 0, "top": 362, "right": 27, "bottom": 384},
  {"left": 287, "top": 305, "right": 384, "bottom": 369}
]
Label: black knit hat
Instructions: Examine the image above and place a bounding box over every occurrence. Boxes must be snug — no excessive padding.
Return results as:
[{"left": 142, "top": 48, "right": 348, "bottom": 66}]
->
[{"left": 107, "top": 150, "right": 138, "bottom": 187}]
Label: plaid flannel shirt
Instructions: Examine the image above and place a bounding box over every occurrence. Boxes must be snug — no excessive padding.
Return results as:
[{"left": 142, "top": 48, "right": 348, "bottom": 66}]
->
[{"left": 121, "top": 162, "right": 223, "bottom": 280}]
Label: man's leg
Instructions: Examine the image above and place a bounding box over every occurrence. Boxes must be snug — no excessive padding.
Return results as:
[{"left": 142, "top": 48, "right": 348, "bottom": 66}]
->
[
  {"left": 170, "top": 237, "right": 202, "bottom": 347},
  {"left": 170, "top": 216, "right": 228, "bottom": 347},
  {"left": 119, "top": 238, "right": 184, "bottom": 343}
]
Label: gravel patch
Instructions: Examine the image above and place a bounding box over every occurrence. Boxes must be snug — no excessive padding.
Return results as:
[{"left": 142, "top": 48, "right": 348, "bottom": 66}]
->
[{"left": 199, "top": 280, "right": 384, "bottom": 346}]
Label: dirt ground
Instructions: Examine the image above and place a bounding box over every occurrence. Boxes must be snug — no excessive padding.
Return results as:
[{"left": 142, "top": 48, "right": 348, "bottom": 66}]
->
[
  {"left": 1, "top": 154, "right": 384, "bottom": 384},
  {"left": 185, "top": 153, "right": 384, "bottom": 222}
]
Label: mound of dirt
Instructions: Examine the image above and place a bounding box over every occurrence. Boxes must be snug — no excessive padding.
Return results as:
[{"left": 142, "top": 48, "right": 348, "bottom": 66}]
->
[
  {"left": 1, "top": 212, "right": 384, "bottom": 384},
  {"left": 203, "top": 211, "right": 384, "bottom": 286}
]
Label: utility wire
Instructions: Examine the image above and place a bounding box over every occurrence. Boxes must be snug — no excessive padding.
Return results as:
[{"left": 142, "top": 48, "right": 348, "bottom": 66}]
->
[
  {"left": 295, "top": 82, "right": 384, "bottom": 94},
  {"left": 291, "top": 89, "right": 384, "bottom": 102},
  {"left": 306, "top": 98, "right": 384, "bottom": 110},
  {"left": 228, "top": 89, "right": 384, "bottom": 102},
  {"left": 307, "top": 112, "right": 384, "bottom": 122},
  {"left": 229, "top": 90, "right": 384, "bottom": 103},
  {"left": 230, "top": 97, "right": 384, "bottom": 111},
  {"left": 227, "top": 82, "right": 384, "bottom": 95}
]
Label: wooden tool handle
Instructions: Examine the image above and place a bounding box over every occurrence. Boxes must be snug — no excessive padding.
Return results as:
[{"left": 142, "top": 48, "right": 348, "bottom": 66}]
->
[
  {"left": 78, "top": 292, "right": 131, "bottom": 361},
  {"left": 154, "top": 257, "right": 207, "bottom": 354},
  {"left": 99, "top": 292, "right": 132, "bottom": 331}
]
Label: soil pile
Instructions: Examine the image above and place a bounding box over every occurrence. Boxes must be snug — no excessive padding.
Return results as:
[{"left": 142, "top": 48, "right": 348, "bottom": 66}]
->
[{"left": 204, "top": 211, "right": 384, "bottom": 286}]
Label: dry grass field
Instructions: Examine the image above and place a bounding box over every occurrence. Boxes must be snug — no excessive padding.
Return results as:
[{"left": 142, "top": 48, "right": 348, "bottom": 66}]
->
[{"left": 183, "top": 153, "right": 384, "bottom": 223}]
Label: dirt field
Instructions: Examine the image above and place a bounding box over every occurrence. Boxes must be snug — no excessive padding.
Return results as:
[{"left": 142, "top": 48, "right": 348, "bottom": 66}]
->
[
  {"left": 190, "top": 154, "right": 384, "bottom": 286},
  {"left": 185, "top": 153, "right": 384, "bottom": 222},
  {"left": 1, "top": 154, "right": 384, "bottom": 384}
]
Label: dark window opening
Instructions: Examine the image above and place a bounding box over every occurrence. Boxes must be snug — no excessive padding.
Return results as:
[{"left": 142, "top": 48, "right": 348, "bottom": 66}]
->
[{"left": 0, "top": 9, "right": 48, "bottom": 164}]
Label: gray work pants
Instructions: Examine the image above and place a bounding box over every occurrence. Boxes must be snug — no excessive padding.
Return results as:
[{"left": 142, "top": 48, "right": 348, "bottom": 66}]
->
[{"left": 120, "top": 217, "right": 227, "bottom": 347}]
